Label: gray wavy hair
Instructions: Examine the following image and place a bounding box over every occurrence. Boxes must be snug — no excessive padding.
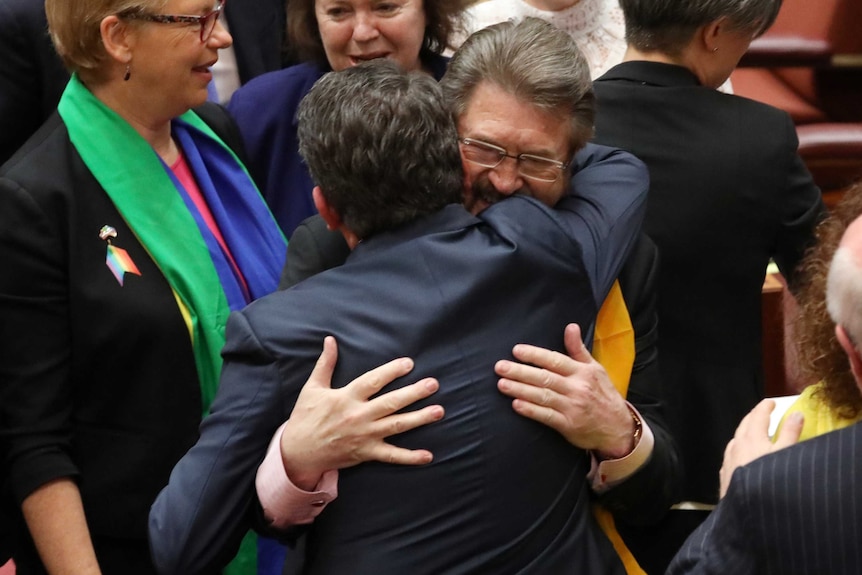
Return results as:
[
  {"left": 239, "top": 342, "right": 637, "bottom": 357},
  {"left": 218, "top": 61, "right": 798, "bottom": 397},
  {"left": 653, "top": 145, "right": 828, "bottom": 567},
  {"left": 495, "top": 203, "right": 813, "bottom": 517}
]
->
[{"left": 441, "top": 17, "right": 595, "bottom": 157}]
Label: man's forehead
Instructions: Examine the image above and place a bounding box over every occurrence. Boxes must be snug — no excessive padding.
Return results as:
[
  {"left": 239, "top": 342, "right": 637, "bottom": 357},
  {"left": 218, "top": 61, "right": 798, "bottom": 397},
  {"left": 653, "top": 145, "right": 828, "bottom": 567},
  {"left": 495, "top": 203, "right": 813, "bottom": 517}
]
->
[{"left": 456, "top": 82, "right": 571, "bottom": 159}]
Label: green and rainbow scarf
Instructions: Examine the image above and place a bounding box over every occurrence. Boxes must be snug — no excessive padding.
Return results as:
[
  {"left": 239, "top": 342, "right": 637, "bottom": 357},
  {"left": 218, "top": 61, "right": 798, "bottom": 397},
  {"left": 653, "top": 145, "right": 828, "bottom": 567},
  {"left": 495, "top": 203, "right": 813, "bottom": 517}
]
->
[{"left": 58, "top": 74, "right": 285, "bottom": 413}]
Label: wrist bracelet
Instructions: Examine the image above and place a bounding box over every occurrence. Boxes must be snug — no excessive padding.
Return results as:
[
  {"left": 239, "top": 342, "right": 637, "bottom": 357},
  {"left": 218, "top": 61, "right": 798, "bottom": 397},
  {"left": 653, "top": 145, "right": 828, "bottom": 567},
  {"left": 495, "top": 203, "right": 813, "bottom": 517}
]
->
[{"left": 627, "top": 403, "right": 643, "bottom": 449}]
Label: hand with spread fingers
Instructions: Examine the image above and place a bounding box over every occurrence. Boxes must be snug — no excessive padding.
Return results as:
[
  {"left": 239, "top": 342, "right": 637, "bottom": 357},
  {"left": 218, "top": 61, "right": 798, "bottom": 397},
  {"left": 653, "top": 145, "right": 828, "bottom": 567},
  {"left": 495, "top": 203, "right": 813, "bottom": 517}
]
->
[
  {"left": 495, "top": 323, "right": 636, "bottom": 460},
  {"left": 280, "top": 336, "right": 445, "bottom": 490},
  {"left": 718, "top": 398, "right": 804, "bottom": 498}
]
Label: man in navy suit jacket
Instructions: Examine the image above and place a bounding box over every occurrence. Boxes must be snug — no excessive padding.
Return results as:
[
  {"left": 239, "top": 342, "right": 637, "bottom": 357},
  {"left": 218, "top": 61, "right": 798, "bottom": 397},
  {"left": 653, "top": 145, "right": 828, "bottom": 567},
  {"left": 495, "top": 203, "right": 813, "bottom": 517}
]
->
[
  {"left": 669, "top": 214, "right": 862, "bottom": 574},
  {"left": 150, "top": 21, "right": 654, "bottom": 574}
]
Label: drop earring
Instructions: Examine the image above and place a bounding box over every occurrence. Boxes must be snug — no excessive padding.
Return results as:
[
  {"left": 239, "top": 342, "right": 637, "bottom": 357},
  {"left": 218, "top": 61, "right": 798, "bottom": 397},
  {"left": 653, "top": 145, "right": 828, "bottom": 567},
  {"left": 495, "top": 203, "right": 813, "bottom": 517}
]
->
[{"left": 123, "top": 63, "right": 131, "bottom": 81}]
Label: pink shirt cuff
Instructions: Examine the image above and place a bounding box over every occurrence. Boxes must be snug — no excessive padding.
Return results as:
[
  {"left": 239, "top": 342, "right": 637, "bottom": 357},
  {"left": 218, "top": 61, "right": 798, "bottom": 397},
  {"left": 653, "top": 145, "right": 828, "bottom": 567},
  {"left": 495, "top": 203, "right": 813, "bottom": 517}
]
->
[
  {"left": 587, "top": 402, "right": 655, "bottom": 493},
  {"left": 255, "top": 422, "right": 338, "bottom": 530}
]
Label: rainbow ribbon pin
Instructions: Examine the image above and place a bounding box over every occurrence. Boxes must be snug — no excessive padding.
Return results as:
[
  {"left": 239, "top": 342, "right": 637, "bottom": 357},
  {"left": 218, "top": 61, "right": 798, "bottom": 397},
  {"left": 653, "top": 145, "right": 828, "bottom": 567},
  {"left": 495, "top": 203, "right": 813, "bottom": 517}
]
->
[{"left": 101, "top": 225, "right": 142, "bottom": 286}]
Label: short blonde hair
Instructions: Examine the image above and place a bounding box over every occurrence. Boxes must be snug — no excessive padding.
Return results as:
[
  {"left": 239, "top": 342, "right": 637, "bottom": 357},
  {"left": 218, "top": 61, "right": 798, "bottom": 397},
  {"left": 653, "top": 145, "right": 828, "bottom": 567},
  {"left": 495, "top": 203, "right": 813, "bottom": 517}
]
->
[{"left": 45, "top": 0, "right": 167, "bottom": 81}]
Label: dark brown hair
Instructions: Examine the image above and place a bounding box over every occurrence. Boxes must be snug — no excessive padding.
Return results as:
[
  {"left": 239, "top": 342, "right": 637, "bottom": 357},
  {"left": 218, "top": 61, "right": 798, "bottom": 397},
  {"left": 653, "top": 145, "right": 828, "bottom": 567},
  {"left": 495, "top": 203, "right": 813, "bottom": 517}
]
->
[{"left": 297, "top": 61, "right": 462, "bottom": 239}]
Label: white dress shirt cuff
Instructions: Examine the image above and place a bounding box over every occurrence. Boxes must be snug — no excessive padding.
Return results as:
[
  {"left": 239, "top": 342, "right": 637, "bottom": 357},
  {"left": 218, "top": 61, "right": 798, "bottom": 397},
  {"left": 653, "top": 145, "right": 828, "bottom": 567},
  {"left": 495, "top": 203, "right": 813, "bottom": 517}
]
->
[{"left": 255, "top": 422, "right": 338, "bottom": 530}]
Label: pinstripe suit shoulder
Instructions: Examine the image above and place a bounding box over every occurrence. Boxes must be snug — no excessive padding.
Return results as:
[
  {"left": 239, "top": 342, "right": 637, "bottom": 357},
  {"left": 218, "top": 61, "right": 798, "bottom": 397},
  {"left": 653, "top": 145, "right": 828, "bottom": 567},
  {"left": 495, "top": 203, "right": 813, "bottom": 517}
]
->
[{"left": 669, "top": 422, "right": 862, "bottom": 574}]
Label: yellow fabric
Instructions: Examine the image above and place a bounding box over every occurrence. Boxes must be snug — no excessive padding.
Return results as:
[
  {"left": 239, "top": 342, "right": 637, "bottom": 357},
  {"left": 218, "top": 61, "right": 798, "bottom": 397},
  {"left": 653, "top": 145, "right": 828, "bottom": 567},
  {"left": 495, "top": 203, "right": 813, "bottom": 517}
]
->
[
  {"left": 775, "top": 382, "right": 862, "bottom": 442},
  {"left": 172, "top": 290, "right": 194, "bottom": 342},
  {"left": 592, "top": 506, "right": 645, "bottom": 575},
  {"left": 592, "top": 280, "right": 636, "bottom": 397},
  {"left": 590, "top": 281, "right": 645, "bottom": 575}
]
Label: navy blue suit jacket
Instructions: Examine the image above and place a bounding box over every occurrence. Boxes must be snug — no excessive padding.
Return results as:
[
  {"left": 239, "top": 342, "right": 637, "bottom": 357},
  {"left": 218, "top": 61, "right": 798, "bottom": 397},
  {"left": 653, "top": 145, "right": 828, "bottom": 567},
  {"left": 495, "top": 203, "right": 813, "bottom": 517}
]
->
[
  {"left": 149, "top": 145, "right": 648, "bottom": 574},
  {"left": 669, "top": 421, "right": 862, "bottom": 574}
]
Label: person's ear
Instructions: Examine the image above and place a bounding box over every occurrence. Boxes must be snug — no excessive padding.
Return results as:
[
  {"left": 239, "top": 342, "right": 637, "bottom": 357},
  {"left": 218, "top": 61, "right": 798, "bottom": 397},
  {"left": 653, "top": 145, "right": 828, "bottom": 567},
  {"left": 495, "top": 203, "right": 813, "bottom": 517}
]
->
[
  {"left": 313, "top": 186, "right": 361, "bottom": 248},
  {"left": 313, "top": 186, "right": 342, "bottom": 231},
  {"left": 700, "top": 18, "right": 724, "bottom": 54},
  {"left": 100, "top": 15, "right": 134, "bottom": 65},
  {"left": 836, "top": 324, "right": 862, "bottom": 387}
]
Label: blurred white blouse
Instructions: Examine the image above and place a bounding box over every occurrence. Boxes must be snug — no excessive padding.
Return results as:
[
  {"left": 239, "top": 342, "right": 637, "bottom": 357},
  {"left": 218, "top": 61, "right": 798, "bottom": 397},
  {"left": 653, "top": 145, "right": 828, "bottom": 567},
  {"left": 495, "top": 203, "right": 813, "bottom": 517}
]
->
[{"left": 456, "top": 0, "right": 626, "bottom": 79}]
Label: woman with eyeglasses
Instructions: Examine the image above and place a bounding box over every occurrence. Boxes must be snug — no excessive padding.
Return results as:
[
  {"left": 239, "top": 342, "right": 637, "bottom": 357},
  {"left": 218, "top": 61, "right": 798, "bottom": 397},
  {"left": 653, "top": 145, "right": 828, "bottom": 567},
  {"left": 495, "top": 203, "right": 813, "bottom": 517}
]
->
[
  {"left": 0, "top": 0, "right": 286, "bottom": 573},
  {"left": 226, "top": 0, "right": 467, "bottom": 239}
]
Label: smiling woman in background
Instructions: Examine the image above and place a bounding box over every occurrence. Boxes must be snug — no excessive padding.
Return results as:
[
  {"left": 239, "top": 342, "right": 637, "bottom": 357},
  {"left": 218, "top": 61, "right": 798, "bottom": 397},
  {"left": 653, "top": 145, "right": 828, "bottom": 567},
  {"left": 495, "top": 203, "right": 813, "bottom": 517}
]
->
[
  {"left": 0, "top": 0, "right": 285, "bottom": 573},
  {"left": 227, "top": 0, "right": 466, "bottom": 237}
]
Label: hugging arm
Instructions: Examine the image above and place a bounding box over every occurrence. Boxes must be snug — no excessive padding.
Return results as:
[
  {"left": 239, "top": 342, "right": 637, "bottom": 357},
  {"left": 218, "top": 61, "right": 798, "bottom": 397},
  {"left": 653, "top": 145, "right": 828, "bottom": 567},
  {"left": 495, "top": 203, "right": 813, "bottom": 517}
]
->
[
  {"left": 565, "top": 143, "right": 649, "bottom": 302},
  {"left": 596, "top": 236, "right": 681, "bottom": 525},
  {"left": 255, "top": 337, "right": 444, "bottom": 531},
  {"left": 149, "top": 312, "right": 291, "bottom": 575},
  {"left": 496, "top": 236, "right": 682, "bottom": 525}
]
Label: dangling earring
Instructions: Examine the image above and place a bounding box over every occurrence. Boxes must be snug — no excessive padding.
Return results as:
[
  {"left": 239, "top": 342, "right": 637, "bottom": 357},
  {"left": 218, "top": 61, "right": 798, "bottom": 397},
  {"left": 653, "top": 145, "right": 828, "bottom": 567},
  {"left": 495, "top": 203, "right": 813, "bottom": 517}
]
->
[{"left": 123, "top": 63, "right": 131, "bottom": 81}]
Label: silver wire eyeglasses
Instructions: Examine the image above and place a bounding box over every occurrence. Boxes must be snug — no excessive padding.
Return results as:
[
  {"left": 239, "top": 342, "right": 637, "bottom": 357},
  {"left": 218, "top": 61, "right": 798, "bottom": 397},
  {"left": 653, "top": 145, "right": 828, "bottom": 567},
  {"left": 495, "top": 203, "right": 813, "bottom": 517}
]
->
[
  {"left": 459, "top": 137, "right": 568, "bottom": 183},
  {"left": 121, "top": 0, "right": 226, "bottom": 43}
]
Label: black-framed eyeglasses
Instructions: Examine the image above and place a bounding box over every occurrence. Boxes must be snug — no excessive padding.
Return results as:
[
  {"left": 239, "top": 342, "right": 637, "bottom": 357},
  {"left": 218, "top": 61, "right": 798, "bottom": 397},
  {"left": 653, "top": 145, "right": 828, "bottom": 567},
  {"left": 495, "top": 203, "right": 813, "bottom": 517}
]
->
[
  {"left": 459, "top": 138, "right": 568, "bottom": 183},
  {"left": 121, "top": 0, "right": 226, "bottom": 43}
]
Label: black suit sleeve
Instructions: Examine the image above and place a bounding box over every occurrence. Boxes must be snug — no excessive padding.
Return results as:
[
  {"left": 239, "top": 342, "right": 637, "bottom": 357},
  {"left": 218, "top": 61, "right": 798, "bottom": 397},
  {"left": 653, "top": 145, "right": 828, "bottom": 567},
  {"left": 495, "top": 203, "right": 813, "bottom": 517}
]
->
[
  {"left": 596, "top": 234, "right": 683, "bottom": 526},
  {"left": 0, "top": 175, "right": 79, "bottom": 505},
  {"left": 772, "top": 113, "right": 826, "bottom": 293},
  {"left": 279, "top": 215, "right": 351, "bottom": 289}
]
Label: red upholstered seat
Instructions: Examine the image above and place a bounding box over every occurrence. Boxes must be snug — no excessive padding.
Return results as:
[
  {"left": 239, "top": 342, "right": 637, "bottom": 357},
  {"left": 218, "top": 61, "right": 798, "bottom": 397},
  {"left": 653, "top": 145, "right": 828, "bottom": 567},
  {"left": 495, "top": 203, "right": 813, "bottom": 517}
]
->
[
  {"left": 797, "top": 123, "right": 862, "bottom": 208},
  {"left": 730, "top": 0, "right": 862, "bottom": 206},
  {"left": 731, "top": 67, "right": 828, "bottom": 124}
]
